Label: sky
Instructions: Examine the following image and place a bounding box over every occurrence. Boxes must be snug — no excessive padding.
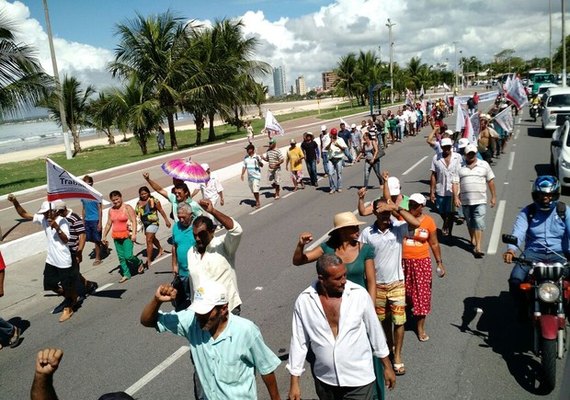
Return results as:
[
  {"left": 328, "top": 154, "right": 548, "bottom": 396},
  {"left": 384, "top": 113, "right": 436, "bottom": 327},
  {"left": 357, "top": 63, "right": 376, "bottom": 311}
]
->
[{"left": 1, "top": 0, "right": 567, "bottom": 96}]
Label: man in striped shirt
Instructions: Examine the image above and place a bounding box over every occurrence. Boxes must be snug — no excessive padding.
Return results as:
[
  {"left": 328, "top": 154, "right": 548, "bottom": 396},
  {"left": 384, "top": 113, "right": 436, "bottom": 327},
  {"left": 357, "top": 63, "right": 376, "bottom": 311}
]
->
[
  {"left": 452, "top": 144, "right": 496, "bottom": 258},
  {"left": 262, "top": 139, "right": 284, "bottom": 199}
]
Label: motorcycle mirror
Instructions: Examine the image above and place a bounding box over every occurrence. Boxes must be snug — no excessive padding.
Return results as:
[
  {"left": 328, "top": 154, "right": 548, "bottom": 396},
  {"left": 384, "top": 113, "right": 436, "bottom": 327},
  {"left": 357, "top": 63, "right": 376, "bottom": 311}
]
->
[{"left": 502, "top": 234, "right": 518, "bottom": 245}]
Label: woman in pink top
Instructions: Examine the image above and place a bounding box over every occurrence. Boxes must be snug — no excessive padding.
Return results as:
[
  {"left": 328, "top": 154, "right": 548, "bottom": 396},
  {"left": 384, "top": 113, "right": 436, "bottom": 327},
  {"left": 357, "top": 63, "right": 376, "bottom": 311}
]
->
[{"left": 102, "top": 190, "right": 142, "bottom": 283}]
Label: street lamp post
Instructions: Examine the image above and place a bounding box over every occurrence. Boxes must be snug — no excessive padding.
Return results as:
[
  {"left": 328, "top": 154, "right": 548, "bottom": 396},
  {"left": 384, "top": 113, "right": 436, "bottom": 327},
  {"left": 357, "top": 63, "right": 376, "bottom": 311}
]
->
[
  {"left": 386, "top": 19, "right": 396, "bottom": 104},
  {"left": 453, "top": 41, "right": 458, "bottom": 92},
  {"left": 42, "top": 0, "right": 72, "bottom": 159},
  {"left": 563, "top": 0, "right": 567, "bottom": 87}
]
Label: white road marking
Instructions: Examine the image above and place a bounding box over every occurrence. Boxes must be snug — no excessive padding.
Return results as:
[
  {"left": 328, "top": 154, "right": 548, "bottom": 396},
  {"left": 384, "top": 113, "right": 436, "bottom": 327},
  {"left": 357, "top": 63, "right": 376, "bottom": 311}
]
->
[
  {"left": 487, "top": 200, "right": 506, "bottom": 255},
  {"left": 508, "top": 152, "right": 515, "bottom": 171},
  {"left": 249, "top": 203, "right": 272, "bottom": 215},
  {"left": 504, "top": 182, "right": 509, "bottom": 185},
  {"left": 95, "top": 283, "right": 113, "bottom": 292},
  {"left": 255, "top": 286, "right": 263, "bottom": 291},
  {"left": 515, "top": 128, "right": 520, "bottom": 140},
  {"left": 402, "top": 156, "right": 427, "bottom": 176},
  {"left": 125, "top": 346, "right": 190, "bottom": 396},
  {"left": 283, "top": 192, "right": 294, "bottom": 199}
]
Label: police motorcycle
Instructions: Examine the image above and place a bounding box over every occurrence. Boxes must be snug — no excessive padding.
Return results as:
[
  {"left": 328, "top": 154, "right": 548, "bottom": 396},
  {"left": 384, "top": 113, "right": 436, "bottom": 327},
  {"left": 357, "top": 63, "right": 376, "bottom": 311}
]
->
[
  {"left": 502, "top": 234, "right": 570, "bottom": 390},
  {"left": 529, "top": 96, "right": 541, "bottom": 122}
]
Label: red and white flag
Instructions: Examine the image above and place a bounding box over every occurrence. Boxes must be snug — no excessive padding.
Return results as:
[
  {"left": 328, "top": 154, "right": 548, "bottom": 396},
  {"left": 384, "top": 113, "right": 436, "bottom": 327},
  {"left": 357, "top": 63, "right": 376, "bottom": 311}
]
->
[
  {"left": 493, "top": 107, "right": 514, "bottom": 132},
  {"left": 46, "top": 158, "right": 103, "bottom": 202},
  {"left": 505, "top": 78, "right": 528, "bottom": 110}
]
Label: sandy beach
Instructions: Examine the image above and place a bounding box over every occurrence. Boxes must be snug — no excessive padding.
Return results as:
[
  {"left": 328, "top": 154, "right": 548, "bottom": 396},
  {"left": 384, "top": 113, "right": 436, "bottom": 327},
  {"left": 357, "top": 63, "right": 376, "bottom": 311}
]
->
[{"left": 0, "top": 97, "right": 345, "bottom": 165}]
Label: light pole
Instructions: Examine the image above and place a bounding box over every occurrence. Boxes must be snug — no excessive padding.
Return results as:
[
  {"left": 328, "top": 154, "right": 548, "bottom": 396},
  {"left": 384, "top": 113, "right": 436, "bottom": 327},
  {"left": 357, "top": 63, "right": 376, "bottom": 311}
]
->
[
  {"left": 563, "top": 0, "right": 567, "bottom": 87},
  {"left": 42, "top": 0, "right": 72, "bottom": 159},
  {"left": 453, "top": 41, "right": 458, "bottom": 91},
  {"left": 386, "top": 18, "right": 396, "bottom": 104},
  {"left": 550, "top": 0, "right": 553, "bottom": 72}
]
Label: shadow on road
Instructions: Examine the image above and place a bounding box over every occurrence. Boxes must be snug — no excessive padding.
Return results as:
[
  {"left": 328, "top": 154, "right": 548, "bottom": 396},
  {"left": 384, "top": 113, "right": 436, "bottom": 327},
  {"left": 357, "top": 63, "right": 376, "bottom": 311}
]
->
[
  {"left": 454, "top": 291, "right": 554, "bottom": 395},
  {"left": 90, "top": 289, "right": 126, "bottom": 299},
  {"left": 528, "top": 127, "right": 551, "bottom": 139},
  {"left": 534, "top": 164, "right": 554, "bottom": 177}
]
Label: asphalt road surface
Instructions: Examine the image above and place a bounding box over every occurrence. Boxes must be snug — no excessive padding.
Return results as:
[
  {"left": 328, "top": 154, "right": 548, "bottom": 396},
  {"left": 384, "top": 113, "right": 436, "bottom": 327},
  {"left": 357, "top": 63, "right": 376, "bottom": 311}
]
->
[{"left": 1, "top": 105, "right": 569, "bottom": 400}]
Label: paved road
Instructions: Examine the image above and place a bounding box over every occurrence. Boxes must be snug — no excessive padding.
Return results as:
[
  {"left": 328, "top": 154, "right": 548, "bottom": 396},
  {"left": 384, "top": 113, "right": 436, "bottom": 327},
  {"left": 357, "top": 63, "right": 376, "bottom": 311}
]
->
[{"left": 3, "top": 99, "right": 566, "bottom": 399}]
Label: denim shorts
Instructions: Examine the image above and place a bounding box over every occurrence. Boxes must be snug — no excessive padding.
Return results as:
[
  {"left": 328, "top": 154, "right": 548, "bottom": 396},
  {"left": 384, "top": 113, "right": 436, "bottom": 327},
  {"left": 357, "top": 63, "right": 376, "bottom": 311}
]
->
[
  {"left": 84, "top": 220, "right": 101, "bottom": 242},
  {"left": 435, "top": 195, "right": 453, "bottom": 214},
  {"left": 462, "top": 204, "right": 486, "bottom": 230},
  {"left": 144, "top": 223, "right": 159, "bottom": 234}
]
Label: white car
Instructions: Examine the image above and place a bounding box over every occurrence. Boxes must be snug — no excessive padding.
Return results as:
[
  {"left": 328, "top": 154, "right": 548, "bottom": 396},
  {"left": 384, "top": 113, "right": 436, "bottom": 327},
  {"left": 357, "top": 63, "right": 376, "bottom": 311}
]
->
[
  {"left": 542, "top": 87, "right": 570, "bottom": 132},
  {"left": 550, "top": 120, "right": 570, "bottom": 187}
]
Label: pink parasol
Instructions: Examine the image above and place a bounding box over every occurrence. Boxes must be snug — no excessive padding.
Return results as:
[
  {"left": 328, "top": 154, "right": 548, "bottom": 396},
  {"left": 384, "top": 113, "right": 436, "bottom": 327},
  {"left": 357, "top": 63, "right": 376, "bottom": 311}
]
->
[{"left": 161, "top": 158, "right": 209, "bottom": 183}]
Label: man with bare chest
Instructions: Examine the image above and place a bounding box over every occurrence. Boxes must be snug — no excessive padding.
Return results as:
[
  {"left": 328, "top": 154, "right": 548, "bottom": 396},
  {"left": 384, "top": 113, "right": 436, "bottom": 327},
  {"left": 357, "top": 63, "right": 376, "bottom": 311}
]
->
[{"left": 287, "top": 254, "right": 395, "bottom": 400}]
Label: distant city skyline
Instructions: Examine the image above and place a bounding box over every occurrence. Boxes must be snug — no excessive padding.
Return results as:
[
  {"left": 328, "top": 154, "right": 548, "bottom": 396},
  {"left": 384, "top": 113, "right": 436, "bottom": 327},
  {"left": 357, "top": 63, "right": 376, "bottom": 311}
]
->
[{"left": 273, "top": 66, "right": 286, "bottom": 97}]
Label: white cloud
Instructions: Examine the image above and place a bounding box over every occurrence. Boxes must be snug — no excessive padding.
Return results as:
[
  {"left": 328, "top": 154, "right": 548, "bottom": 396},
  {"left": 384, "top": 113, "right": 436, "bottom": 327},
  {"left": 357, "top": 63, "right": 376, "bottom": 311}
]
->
[{"left": 0, "top": 0, "right": 566, "bottom": 95}]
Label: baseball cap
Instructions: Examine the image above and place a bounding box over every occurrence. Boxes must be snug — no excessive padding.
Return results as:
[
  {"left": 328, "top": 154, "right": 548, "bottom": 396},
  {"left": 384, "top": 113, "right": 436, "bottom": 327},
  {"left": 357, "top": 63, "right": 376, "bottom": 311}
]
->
[
  {"left": 330, "top": 127, "right": 338, "bottom": 135},
  {"left": 440, "top": 138, "right": 453, "bottom": 147},
  {"left": 304, "top": 131, "right": 314, "bottom": 137},
  {"left": 351, "top": 123, "right": 357, "bottom": 129},
  {"left": 458, "top": 138, "right": 469, "bottom": 149},
  {"left": 444, "top": 129, "right": 454, "bottom": 136},
  {"left": 290, "top": 138, "right": 296, "bottom": 144},
  {"left": 465, "top": 144, "right": 478, "bottom": 154},
  {"left": 189, "top": 280, "right": 228, "bottom": 315},
  {"left": 387, "top": 177, "right": 401, "bottom": 196},
  {"left": 53, "top": 199, "right": 67, "bottom": 211},
  {"left": 321, "top": 125, "right": 327, "bottom": 131},
  {"left": 36, "top": 201, "right": 53, "bottom": 214},
  {"left": 409, "top": 193, "right": 426, "bottom": 206},
  {"left": 200, "top": 163, "right": 210, "bottom": 172}
]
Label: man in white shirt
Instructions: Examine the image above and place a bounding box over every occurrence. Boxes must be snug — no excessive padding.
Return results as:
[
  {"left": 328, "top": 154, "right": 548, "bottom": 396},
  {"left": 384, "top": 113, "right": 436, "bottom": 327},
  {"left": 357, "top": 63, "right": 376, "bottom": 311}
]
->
[
  {"left": 287, "top": 254, "right": 395, "bottom": 400},
  {"left": 325, "top": 128, "right": 348, "bottom": 194},
  {"left": 187, "top": 199, "right": 243, "bottom": 314},
  {"left": 193, "top": 163, "right": 224, "bottom": 206}
]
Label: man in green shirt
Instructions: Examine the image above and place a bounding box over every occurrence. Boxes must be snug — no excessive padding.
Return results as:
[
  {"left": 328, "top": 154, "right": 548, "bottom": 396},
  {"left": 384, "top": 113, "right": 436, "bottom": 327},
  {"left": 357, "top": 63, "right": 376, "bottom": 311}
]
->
[{"left": 140, "top": 280, "right": 282, "bottom": 400}]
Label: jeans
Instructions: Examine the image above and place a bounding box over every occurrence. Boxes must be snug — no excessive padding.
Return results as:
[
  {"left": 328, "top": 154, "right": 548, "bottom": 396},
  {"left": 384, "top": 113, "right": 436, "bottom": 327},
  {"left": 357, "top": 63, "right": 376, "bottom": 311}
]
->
[
  {"left": 343, "top": 147, "right": 354, "bottom": 163},
  {"left": 322, "top": 152, "right": 329, "bottom": 175},
  {"left": 113, "top": 238, "right": 141, "bottom": 278},
  {"left": 396, "top": 125, "right": 404, "bottom": 141},
  {"left": 328, "top": 158, "right": 344, "bottom": 191},
  {"left": 305, "top": 159, "right": 318, "bottom": 185},
  {"left": 0, "top": 318, "right": 15, "bottom": 343},
  {"left": 364, "top": 160, "right": 382, "bottom": 188}
]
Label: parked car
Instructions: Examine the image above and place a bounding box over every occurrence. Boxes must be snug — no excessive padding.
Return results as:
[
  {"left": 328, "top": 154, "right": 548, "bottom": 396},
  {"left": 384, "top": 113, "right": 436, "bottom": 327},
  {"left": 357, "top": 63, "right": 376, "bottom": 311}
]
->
[
  {"left": 542, "top": 87, "right": 570, "bottom": 132},
  {"left": 550, "top": 120, "right": 570, "bottom": 187}
]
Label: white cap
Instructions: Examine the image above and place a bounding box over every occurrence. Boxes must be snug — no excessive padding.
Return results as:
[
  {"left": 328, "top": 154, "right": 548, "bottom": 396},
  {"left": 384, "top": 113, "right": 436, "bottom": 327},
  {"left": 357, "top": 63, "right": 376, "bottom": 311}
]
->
[
  {"left": 409, "top": 193, "right": 426, "bottom": 206},
  {"left": 36, "top": 201, "right": 52, "bottom": 214},
  {"left": 351, "top": 123, "right": 357, "bottom": 129},
  {"left": 465, "top": 144, "right": 478, "bottom": 154},
  {"left": 200, "top": 163, "right": 210, "bottom": 171},
  {"left": 458, "top": 138, "right": 469, "bottom": 149},
  {"left": 387, "top": 177, "right": 401, "bottom": 196},
  {"left": 53, "top": 199, "right": 67, "bottom": 211},
  {"left": 189, "top": 280, "right": 228, "bottom": 314},
  {"left": 440, "top": 138, "right": 453, "bottom": 147},
  {"left": 321, "top": 125, "right": 327, "bottom": 131},
  {"left": 444, "top": 129, "right": 454, "bottom": 136}
]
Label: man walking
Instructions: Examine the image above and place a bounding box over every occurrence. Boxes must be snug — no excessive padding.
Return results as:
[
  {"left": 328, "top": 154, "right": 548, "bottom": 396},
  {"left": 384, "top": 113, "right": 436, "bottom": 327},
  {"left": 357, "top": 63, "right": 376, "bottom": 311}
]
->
[
  {"left": 300, "top": 131, "right": 319, "bottom": 187},
  {"left": 359, "top": 198, "right": 419, "bottom": 377},
  {"left": 319, "top": 125, "right": 330, "bottom": 176},
  {"left": 262, "top": 139, "right": 284, "bottom": 199},
  {"left": 326, "top": 128, "right": 348, "bottom": 194},
  {"left": 81, "top": 175, "right": 106, "bottom": 266},
  {"left": 194, "top": 163, "right": 224, "bottom": 206},
  {"left": 171, "top": 203, "right": 195, "bottom": 310},
  {"left": 141, "top": 280, "right": 281, "bottom": 400},
  {"left": 287, "top": 254, "right": 396, "bottom": 400},
  {"left": 286, "top": 138, "right": 305, "bottom": 191},
  {"left": 241, "top": 143, "right": 264, "bottom": 208},
  {"left": 338, "top": 122, "right": 354, "bottom": 164},
  {"left": 453, "top": 144, "right": 496, "bottom": 258}
]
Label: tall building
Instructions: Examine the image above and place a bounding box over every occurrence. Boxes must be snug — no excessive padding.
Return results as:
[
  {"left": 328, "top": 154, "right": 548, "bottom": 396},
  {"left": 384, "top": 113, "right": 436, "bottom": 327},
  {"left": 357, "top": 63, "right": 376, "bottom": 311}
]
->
[
  {"left": 295, "top": 76, "right": 307, "bottom": 96},
  {"left": 322, "top": 71, "right": 338, "bottom": 91},
  {"left": 273, "top": 66, "right": 286, "bottom": 97}
]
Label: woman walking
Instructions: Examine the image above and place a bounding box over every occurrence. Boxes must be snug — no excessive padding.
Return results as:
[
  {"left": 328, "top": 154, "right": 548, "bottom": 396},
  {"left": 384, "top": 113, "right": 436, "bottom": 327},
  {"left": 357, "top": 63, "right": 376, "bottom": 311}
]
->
[
  {"left": 355, "top": 132, "right": 383, "bottom": 189},
  {"left": 135, "top": 186, "right": 171, "bottom": 269},
  {"left": 103, "top": 190, "right": 143, "bottom": 283},
  {"left": 402, "top": 193, "right": 445, "bottom": 342}
]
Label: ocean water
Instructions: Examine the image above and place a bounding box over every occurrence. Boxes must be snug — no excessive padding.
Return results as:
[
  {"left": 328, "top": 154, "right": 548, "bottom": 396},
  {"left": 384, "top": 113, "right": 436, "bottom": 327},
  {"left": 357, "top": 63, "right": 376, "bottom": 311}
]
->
[{"left": 0, "top": 112, "right": 196, "bottom": 156}]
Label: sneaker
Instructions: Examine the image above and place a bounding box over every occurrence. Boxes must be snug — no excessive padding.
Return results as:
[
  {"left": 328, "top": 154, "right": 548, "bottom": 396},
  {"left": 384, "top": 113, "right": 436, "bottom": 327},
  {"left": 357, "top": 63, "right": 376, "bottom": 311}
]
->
[{"left": 9, "top": 326, "right": 21, "bottom": 348}]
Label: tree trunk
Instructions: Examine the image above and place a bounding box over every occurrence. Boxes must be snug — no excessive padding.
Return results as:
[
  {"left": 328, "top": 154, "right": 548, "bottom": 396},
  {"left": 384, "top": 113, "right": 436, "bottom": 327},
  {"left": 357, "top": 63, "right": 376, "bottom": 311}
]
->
[
  {"left": 71, "top": 128, "right": 81, "bottom": 155},
  {"left": 105, "top": 129, "right": 115, "bottom": 145},
  {"left": 137, "top": 132, "right": 148, "bottom": 155},
  {"left": 195, "top": 115, "right": 204, "bottom": 146},
  {"left": 235, "top": 107, "right": 241, "bottom": 132},
  {"left": 207, "top": 112, "right": 216, "bottom": 142},
  {"left": 257, "top": 105, "right": 262, "bottom": 118},
  {"left": 167, "top": 113, "right": 178, "bottom": 150}
]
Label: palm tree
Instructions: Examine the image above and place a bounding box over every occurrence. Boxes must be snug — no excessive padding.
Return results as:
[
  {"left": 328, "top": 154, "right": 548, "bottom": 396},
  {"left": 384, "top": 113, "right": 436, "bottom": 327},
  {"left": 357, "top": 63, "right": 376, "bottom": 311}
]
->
[
  {"left": 251, "top": 82, "right": 268, "bottom": 117},
  {"left": 109, "top": 11, "right": 189, "bottom": 150},
  {"left": 334, "top": 53, "right": 357, "bottom": 106},
  {"left": 0, "top": 14, "right": 51, "bottom": 118},
  {"left": 41, "top": 75, "right": 95, "bottom": 154},
  {"left": 354, "top": 50, "right": 381, "bottom": 106},
  {"left": 406, "top": 56, "right": 428, "bottom": 93},
  {"left": 106, "top": 78, "right": 161, "bottom": 155},
  {"left": 86, "top": 92, "right": 116, "bottom": 145}
]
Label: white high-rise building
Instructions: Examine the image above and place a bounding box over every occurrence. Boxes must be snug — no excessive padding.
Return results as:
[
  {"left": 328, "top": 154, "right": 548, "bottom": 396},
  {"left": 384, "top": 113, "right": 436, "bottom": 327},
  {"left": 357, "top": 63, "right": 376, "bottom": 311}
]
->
[
  {"left": 295, "top": 76, "right": 307, "bottom": 96},
  {"left": 273, "top": 66, "right": 286, "bottom": 97}
]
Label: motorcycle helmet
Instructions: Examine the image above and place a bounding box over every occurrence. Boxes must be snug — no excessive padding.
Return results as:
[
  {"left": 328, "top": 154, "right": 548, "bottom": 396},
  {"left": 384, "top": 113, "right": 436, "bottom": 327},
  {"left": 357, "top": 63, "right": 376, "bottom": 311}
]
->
[{"left": 532, "top": 175, "right": 560, "bottom": 210}]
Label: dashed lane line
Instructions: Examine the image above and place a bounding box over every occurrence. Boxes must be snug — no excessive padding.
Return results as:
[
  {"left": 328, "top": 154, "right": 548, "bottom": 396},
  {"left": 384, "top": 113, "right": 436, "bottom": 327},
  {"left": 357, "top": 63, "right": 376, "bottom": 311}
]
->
[
  {"left": 249, "top": 203, "right": 272, "bottom": 215},
  {"left": 487, "top": 200, "right": 506, "bottom": 255},
  {"left": 508, "top": 152, "right": 515, "bottom": 171},
  {"left": 402, "top": 156, "right": 427, "bottom": 176}
]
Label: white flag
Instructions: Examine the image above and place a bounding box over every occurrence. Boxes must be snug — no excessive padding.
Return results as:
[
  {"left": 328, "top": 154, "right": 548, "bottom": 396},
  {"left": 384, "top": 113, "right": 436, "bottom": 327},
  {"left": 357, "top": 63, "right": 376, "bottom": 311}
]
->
[
  {"left": 443, "top": 82, "right": 450, "bottom": 91},
  {"left": 46, "top": 158, "right": 104, "bottom": 203},
  {"left": 419, "top": 85, "right": 425, "bottom": 99},
  {"left": 264, "top": 110, "right": 285, "bottom": 136},
  {"left": 505, "top": 78, "right": 528, "bottom": 110},
  {"left": 493, "top": 107, "right": 514, "bottom": 132}
]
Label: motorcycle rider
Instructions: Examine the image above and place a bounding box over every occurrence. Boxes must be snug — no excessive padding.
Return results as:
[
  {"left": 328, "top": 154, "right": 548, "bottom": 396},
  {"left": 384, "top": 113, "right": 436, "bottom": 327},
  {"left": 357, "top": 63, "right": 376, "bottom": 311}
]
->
[{"left": 503, "top": 175, "right": 570, "bottom": 318}]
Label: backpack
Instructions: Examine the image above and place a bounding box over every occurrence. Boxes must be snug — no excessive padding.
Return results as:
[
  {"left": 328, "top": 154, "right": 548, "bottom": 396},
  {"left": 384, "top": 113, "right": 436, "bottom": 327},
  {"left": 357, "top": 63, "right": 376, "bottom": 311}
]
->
[{"left": 526, "top": 201, "right": 566, "bottom": 224}]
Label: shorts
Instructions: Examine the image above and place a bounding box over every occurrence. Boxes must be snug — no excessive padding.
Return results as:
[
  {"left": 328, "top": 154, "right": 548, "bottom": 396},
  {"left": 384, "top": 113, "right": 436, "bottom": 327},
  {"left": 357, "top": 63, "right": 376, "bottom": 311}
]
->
[
  {"left": 248, "top": 178, "right": 260, "bottom": 193},
  {"left": 435, "top": 195, "right": 453, "bottom": 214},
  {"left": 291, "top": 170, "right": 303, "bottom": 182},
  {"left": 462, "top": 204, "right": 486, "bottom": 230},
  {"left": 144, "top": 223, "right": 159, "bottom": 234},
  {"left": 268, "top": 169, "right": 281, "bottom": 185},
  {"left": 43, "top": 262, "right": 78, "bottom": 293},
  {"left": 84, "top": 220, "right": 101, "bottom": 242},
  {"left": 375, "top": 280, "right": 406, "bottom": 325}
]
